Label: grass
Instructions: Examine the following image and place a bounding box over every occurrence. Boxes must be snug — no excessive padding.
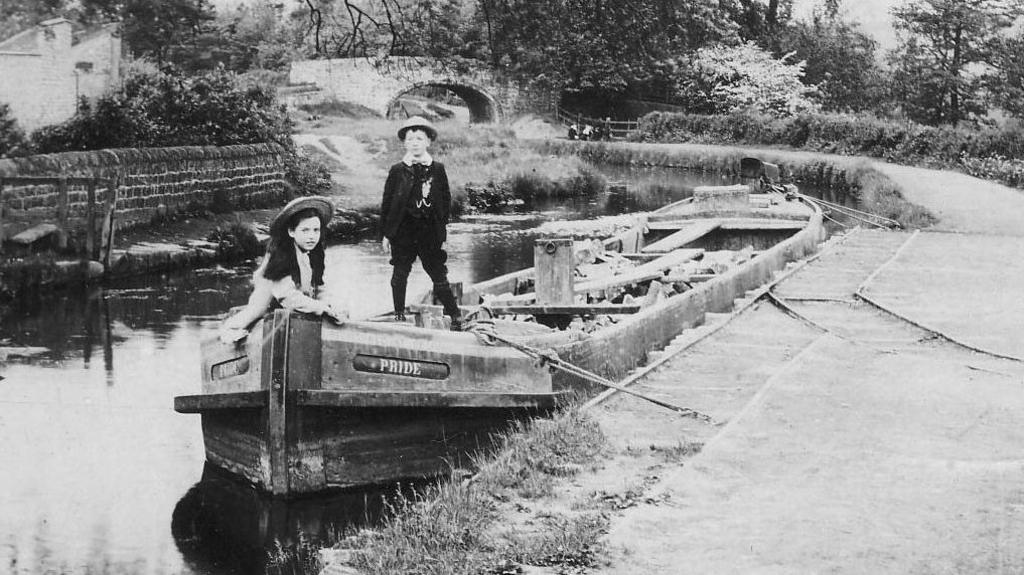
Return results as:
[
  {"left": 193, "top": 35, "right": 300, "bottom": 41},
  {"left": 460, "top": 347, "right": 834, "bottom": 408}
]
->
[
  {"left": 309, "top": 406, "right": 611, "bottom": 575},
  {"left": 530, "top": 139, "right": 937, "bottom": 230},
  {"left": 294, "top": 116, "right": 603, "bottom": 215}
]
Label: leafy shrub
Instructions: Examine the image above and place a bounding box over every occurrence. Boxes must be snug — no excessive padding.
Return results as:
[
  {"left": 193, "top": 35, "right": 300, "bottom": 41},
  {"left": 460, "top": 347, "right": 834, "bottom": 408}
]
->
[
  {"left": 29, "top": 65, "right": 327, "bottom": 195},
  {"left": 465, "top": 181, "right": 518, "bottom": 212},
  {"left": 636, "top": 110, "right": 1024, "bottom": 172},
  {"left": 672, "top": 43, "right": 820, "bottom": 118},
  {"left": 0, "top": 102, "right": 27, "bottom": 158},
  {"left": 207, "top": 221, "right": 262, "bottom": 262},
  {"left": 960, "top": 155, "right": 1024, "bottom": 189}
]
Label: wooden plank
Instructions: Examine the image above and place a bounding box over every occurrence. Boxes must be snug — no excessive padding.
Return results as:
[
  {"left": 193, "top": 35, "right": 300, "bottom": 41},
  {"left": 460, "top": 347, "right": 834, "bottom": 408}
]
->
[
  {"left": 266, "top": 311, "right": 290, "bottom": 496},
  {"left": 534, "top": 238, "right": 574, "bottom": 305},
  {"left": 618, "top": 252, "right": 665, "bottom": 260},
  {"left": 648, "top": 217, "right": 807, "bottom": 229},
  {"left": 56, "top": 176, "right": 68, "bottom": 250},
  {"left": 574, "top": 249, "right": 706, "bottom": 294},
  {"left": 720, "top": 219, "right": 807, "bottom": 231},
  {"left": 85, "top": 180, "right": 96, "bottom": 259},
  {"left": 296, "top": 389, "right": 570, "bottom": 409},
  {"left": 0, "top": 179, "right": 4, "bottom": 254},
  {"left": 489, "top": 248, "right": 705, "bottom": 306},
  {"left": 663, "top": 273, "right": 716, "bottom": 284},
  {"left": 486, "top": 303, "right": 641, "bottom": 315},
  {"left": 173, "top": 391, "right": 268, "bottom": 413},
  {"left": 100, "top": 178, "right": 118, "bottom": 268},
  {"left": 641, "top": 222, "right": 720, "bottom": 252}
]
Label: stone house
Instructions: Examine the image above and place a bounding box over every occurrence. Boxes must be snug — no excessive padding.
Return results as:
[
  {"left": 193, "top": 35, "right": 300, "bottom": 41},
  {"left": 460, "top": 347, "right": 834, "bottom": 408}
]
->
[{"left": 0, "top": 18, "right": 121, "bottom": 133}]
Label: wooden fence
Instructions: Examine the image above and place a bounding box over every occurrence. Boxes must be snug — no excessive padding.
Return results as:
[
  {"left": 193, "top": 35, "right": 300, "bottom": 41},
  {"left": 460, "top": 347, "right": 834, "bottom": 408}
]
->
[
  {"left": 0, "top": 175, "right": 119, "bottom": 266},
  {"left": 554, "top": 106, "right": 640, "bottom": 140}
]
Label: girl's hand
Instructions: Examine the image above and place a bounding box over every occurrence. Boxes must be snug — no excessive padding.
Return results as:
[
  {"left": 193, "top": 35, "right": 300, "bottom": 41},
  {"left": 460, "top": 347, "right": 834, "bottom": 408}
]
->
[
  {"left": 382, "top": 237, "right": 390, "bottom": 251},
  {"left": 325, "top": 304, "right": 348, "bottom": 325}
]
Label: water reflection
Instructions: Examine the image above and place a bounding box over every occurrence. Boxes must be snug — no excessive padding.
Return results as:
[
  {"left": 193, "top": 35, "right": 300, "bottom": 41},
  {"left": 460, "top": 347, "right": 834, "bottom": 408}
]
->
[
  {"left": 171, "top": 464, "right": 421, "bottom": 574},
  {"left": 0, "top": 165, "right": 824, "bottom": 575}
]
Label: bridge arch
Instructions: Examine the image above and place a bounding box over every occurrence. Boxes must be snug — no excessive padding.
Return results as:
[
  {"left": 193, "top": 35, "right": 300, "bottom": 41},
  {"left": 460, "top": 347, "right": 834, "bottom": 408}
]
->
[
  {"left": 287, "top": 57, "right": 547, "bottom": 124},
  {"left": 385, "top": 81, "right": 501, "bottom": 124}
]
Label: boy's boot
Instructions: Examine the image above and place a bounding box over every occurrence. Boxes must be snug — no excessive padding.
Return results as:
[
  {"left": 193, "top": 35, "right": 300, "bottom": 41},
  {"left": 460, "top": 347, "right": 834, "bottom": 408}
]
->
[
  {"left": 391, "top": 277, "right": 407, "bottom": 322},
  {"left": 433, "top": 282, "right": 462, "bottom": 331}
]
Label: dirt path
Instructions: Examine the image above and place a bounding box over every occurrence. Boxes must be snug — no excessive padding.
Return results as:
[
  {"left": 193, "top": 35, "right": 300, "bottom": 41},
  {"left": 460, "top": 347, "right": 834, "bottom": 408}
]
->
[{"left": 582, "top": 152, "right": 1024, "bottom": 573}]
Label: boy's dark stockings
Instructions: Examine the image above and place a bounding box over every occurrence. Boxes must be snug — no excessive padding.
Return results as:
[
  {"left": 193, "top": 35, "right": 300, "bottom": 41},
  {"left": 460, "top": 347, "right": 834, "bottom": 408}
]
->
[{"left": 389, "top": 221, "right": 461, "bottom": 329}]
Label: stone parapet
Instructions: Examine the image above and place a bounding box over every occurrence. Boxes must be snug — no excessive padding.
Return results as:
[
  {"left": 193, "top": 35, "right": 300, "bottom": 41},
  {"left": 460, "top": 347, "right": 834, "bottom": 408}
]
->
[{"left": 0, "top": 143, "right": 287, "bottom": 248}]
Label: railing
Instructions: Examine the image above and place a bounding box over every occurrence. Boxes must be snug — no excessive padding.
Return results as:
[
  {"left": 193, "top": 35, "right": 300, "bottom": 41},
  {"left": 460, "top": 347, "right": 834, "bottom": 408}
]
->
[
  {"left": 554, "top": 106, "right": 640, "bottom": 140},
  {"left": 0, "top": 175, "right": 119, "bottom": 266}
]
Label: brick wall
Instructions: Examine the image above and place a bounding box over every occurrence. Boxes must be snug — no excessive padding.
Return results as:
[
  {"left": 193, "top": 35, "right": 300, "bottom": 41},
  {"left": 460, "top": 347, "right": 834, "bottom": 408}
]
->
[{"left": 0, "top": 144, "right": 287, "bottom": 248}]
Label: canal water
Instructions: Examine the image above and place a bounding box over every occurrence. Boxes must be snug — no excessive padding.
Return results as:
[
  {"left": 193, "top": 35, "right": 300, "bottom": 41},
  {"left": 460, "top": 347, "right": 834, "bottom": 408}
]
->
[{"left": 0, "top": 166, "right": 821, "bottom": 574}]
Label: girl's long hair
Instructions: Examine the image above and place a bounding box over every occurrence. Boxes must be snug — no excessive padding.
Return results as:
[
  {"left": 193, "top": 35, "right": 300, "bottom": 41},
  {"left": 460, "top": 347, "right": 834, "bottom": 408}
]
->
[{"left": 261, "top": 207, "right": 326, "bottom": 287}]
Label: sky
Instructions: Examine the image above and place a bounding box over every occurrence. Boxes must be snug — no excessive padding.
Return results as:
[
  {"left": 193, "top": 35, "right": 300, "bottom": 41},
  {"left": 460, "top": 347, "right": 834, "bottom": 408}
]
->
[{"left": 793, "top": 0, "right": 902, "bottom": 50}]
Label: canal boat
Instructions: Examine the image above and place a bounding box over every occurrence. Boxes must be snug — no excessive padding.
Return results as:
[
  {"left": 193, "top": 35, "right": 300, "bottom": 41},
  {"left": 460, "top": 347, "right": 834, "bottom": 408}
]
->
[{"left": 175, "top": 161, "right": 826, "bottom": 497}]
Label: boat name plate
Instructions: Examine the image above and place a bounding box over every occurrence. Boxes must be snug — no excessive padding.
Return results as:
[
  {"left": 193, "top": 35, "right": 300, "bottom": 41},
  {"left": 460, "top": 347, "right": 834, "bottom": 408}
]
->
[
  {"left": 353, "top": 354, "right": 450, "bottom": 380},
  {"left": 211, "top": 356, "right": 250, "bottom": 380}
]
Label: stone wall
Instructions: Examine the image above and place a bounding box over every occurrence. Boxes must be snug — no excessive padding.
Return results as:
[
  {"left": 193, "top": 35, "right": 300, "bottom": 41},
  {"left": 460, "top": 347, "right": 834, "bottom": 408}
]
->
[
  {"left": 0, "top": 144, "right": 287, "bottom": 247},
  {"left": 287, "top": 57, "right": 554, "bottom": 122}
]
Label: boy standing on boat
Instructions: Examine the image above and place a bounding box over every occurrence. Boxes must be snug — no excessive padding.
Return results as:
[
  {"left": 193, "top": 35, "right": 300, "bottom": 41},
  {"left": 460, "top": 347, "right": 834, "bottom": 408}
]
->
[{"left": 380, "top": 116, "right": 463, "bottom": 331}]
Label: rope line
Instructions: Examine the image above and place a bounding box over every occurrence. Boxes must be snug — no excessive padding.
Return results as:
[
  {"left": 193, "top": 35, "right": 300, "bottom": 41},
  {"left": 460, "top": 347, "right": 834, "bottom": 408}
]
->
[{"left": 466, "top": 323, "right": 718, "bottom": 423}]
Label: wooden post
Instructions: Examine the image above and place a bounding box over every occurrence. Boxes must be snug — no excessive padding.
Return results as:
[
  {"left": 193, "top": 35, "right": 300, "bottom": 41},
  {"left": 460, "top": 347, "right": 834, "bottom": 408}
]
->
[
  {"left": 0, "top": 178, "right": 4, "bottom": 255},
  {"left": 56, "top": 176, "right": 68, "bottom": 251},
  {"left": 534, "top": 238, "right": 574, "bottom": 306},
  {"left": 85, "top": 179, "right": 96, "bottom": 259},
  {"left": 100, "top": 177, "right": 118, "bottom": 268},
  {"left": 266, "top": 311, "right": 291, "bottom": 496}
]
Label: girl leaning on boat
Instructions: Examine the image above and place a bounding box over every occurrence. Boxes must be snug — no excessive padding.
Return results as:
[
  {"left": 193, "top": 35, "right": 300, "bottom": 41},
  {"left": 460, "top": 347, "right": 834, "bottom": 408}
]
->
[{"left": 218, "top": 196, "right": 348, "bottom": 343}]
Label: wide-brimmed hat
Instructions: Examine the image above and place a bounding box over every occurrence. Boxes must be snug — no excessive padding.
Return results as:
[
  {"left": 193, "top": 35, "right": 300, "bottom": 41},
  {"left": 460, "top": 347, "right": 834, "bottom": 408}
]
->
[
  {"left": 269, "top": 196, "right": 334, "bottom": 237},
  {"left": 397, "top": 116, "right": 438, "bottom": 141}
]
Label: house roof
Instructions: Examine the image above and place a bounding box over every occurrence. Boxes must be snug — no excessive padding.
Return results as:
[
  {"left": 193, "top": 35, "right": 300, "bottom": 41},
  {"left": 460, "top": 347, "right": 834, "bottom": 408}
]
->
[{"left": 0, "top": 18, "right": 70, "bottom": 53}]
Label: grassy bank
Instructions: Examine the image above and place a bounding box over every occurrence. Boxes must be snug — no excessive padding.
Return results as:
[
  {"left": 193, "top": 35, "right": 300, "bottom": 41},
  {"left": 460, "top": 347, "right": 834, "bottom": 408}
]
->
[
  {"left": 271, "top": 406, "right": 612, "bottom": 575},
  {"left": 296, "top": 116, "right": 604, "bottom": 215},
  {"left": 530, "top": 139, "right": 936, "bottom": 229},
  {"left": 633, "top": 110, "right": 1024, "bottom": 193}
]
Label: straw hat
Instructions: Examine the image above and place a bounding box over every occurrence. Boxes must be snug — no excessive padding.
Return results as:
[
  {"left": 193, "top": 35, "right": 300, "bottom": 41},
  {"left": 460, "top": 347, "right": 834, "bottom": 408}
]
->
[
  {"left": 269, "top": 196, "right": 334, "bottom": 237},
  {"left": 397, "top": 115, "right": 438, "bottom": 141}
]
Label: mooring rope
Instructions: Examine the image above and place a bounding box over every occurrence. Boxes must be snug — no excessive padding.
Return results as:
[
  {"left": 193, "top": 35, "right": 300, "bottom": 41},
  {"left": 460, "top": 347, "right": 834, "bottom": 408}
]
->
[
  {"left": 465, "top": 320, "right": 718, "bottom": 423},
  {"left": 845, "top": 228, "right": 1023, "bottom": 362},
  {"left": 796, "top": 192, "right": 901, "bottom": 230}
]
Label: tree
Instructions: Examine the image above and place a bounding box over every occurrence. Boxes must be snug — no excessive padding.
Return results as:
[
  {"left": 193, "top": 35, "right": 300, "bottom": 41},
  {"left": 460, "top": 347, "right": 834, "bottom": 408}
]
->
[
  {"left": 988, "top": 32, "right": 1024, "bottom": 120},
  {"left": 888, "top": 0, "right": 1023, "bottom": 125},
  {"left": 673, "top": 42, "right": 819, "bottom": 117},
  {"left": 77, "top": 0, "right": 216, "bottom": 62},
  {"left": 0, "top": 103, "right": 28, "bottom": 158},
  {"left": 0, "top": 0, "right": 67, "bottom": 40},
  {"left": 479, "top": 0, "right": 740, "bottom": 98},
  {"left": 778, "top": 1, "right": 888, "bottom": 113}
]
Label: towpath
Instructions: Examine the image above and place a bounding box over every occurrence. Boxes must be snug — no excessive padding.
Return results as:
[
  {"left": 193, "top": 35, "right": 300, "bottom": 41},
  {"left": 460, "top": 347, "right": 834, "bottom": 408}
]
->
[{"left": 589, "top": 157, "right": 1024, "bottom": 573}]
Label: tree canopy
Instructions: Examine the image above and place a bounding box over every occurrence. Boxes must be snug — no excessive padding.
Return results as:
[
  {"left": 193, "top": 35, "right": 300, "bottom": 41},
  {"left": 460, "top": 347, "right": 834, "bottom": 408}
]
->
[{"left": 888, "top": 0, "right": 1024, "bottom": 125}]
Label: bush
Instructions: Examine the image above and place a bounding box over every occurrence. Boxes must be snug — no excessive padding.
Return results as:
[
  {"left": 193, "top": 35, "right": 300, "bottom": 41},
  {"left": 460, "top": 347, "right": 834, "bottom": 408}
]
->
[
  {"left": 29, "top": 65, "right": 328, "bottom": 196},
  {"left": 0, "top": 102, "right": 27, "bottom": 158},
  {"left": 635, "top": 110, "right": 1024, "bottom": 176}
]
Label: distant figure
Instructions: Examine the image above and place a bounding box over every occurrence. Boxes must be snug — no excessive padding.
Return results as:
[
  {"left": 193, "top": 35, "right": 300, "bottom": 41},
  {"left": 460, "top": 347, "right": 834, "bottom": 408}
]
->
[
  {"left": 568, "top": 123, "right": 579, "bottom": 140},
  {"left": 601, "top": 117, "right": 612, "bottom": 140},
  {"left": 581, "top": 124, "right": 594, "bottom": 141}
]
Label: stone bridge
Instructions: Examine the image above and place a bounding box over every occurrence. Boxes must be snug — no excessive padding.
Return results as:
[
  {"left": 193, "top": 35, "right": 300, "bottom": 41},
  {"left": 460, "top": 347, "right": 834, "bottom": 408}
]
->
[{"left": 286, "top": 57, "right": 550, "bottom": 123}]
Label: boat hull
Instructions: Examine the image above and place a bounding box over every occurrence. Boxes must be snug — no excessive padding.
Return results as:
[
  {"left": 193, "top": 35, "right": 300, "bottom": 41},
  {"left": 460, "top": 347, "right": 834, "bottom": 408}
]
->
[
  {"left": 178, "top": 190, "right": 825, "bottom": 496},
  {"left": 177, "top": 313, "right": 561, "bottom": 496}
]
